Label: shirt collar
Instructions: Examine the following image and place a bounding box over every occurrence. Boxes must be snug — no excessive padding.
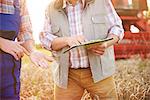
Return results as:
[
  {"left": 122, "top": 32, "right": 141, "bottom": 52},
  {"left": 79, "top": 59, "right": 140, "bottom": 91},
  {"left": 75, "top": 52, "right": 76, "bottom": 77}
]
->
[{"left": 62, "top": 0, "right": 85, "bottom": 8}]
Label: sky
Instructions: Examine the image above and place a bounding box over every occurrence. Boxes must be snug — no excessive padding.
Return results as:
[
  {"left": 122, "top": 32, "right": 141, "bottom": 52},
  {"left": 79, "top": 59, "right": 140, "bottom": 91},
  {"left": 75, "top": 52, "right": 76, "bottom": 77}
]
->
[
  {"left": 26, "top": 0, "right": 52, "bottom": 43},
  {"left": 27, "top": 0, "right": 150, "bottom": 43}
]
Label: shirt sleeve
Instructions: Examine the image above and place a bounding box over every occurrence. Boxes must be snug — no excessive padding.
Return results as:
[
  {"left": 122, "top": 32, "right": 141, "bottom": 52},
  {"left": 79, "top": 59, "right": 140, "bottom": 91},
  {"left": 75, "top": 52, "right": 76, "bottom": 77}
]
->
[
  {"left": 39, "top": 8, "right": 58, "bottom": 50},
  {"left": 106, "top": 0, "right": 124, "bottom": 42},
  {"left": 17, "top": 0, "right": 33, "bottom": 41}
]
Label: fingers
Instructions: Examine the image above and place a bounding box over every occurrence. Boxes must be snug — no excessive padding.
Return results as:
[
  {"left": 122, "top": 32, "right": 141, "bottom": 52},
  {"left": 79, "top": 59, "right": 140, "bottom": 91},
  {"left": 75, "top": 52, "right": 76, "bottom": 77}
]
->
[
  {"left": 44, "top": 55, "right": 54, "bottom": 62},
  {"left": 38, "top": 60, "right": 49, "bottom": 68},
  {"left": 11, "top": 47, "right": 23, "bottom": 60},
  {"left": 20, "top": 46, "right": 30, "bottom": 56},
  {"left": 16, "top": 42, "right": 29, "bottom": 56},
  {"left": 16, "top": 44, "right": 26, "bottom": 58},
  {"left": 11, "top": 43, "right": 29, "bottom": 60},
  {"left": 66, "top": 35, "right": 87, "bottom": 47},
  {"left": 94, "top": 46, "right": 105, "bottom": 52},
  {"left": 68, "top": 38, "right": 81, "bottom": 47},
  {"left": 34, "top": 59, "right": 49, "bottom": 68},
  {"left": 76, "top": 35, "right": 86, "bottom": 43},
  {"left": 39, "top": 55, "right": 54, "bottom": 68},
  {"left": 73, "top": 38, "right": 81, "bottom": 46},
  {"left": 32, "top": 61, "right": 39, "bottom": 67},
  {"left": 87, "top": 44, "right": 106, "bottom": 55},
  {"left": 29, "top": 51, "right": 54, "bottom": 68},
  {"left": 15, "top": 47, "right": 24, "bottom": 58},
  {"left": 17, "top": 42, "right": 30, "bottom": 55},
  {"left": 91, "top": 49, "right": 105, "bottom": 55},
  {"left": 89, "top": 48, "right": 105, "bottom": 55},
  {"left": 10, "top": 51, "right": 19, "bottom": 60}
]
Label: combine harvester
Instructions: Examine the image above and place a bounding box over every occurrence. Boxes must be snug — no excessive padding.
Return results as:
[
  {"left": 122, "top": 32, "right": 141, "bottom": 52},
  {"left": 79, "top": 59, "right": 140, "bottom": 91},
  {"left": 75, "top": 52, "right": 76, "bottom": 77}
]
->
[{"left": 112, "top": 0, "right": 150, "bottom": 59}]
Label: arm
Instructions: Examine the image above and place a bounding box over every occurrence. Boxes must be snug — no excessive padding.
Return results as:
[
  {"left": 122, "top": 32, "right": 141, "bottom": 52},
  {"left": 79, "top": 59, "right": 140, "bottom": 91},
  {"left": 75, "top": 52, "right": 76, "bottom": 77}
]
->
[
  {"left": 18, "top": 0, "right": 54, "bottom": 67},
  {"left": 107, "top": 0, "right": 124, "bottom": 43},
  {"left": 40, "top": 32, "right": 86, "bottom": 51},
  {"left": 87, "top": 0, "right": 124, "bottom": 55},
  {"left": 104, "top": 0, "right": 124, "bottom": 46},
  {"left": 39, "top": 9, "right": 59, "bottom": 51},
  {"left": 51, "top": 37, "right": 68, "bottom": 50},
  {"left": 18, "top": 0, "right": 34, "bottom": 53},
  {"left": 40, "top": 7, "right": 85, "bottom": 51}
]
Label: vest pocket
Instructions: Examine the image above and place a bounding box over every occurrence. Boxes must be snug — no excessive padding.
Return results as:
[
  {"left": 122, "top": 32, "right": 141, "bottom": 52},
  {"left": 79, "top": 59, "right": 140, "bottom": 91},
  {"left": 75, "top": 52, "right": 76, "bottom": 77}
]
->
[
  {"left": 91, "top": 15, "right": 108, "bottom": 39},
  {"left": 100, "top": 46, "right": 116, "bottom": 76}
]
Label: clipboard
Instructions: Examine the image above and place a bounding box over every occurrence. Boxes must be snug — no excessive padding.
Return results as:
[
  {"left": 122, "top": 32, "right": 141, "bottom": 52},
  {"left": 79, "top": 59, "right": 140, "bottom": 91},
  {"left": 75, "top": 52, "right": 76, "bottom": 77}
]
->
[{"left": 63, "top": 38, "right": 113, "bottom": 53}]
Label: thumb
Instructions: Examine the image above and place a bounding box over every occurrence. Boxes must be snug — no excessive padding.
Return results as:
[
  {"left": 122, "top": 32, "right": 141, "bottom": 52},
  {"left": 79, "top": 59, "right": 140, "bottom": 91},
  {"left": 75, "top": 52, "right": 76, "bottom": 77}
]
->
[{"left": 17, "top": 41, "right": 25, "bottom": 45}]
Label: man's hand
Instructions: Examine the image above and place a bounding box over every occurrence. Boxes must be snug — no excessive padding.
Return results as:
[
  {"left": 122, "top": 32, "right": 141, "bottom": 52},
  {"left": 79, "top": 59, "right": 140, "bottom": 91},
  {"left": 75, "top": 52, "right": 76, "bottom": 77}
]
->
[
  {"left": 52, "top": 35, "right": 86, "bottom": 51},
  {"left": 65, "top": 35, "right": 86, "bottom": 47},
  {"left": 87, "top": 35, "right": 119, "bottom": 55},
  {"left": 87, "top": 42, "right": 107, "bottom": 55},
  {"left": 29, "top": 50, "right": 54, "bottom": 68},
  {"left": 0, "top": 37, "right": 29, "bottom": 60}
]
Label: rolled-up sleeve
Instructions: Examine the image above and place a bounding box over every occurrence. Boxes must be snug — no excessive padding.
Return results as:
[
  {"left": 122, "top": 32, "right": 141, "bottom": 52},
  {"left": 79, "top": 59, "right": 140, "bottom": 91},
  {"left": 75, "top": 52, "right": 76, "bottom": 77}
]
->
[
  {"left": 17, "top": 0, "right": 33, "bottom": 41},
  {"left": 39, "top": 9, "right": 58, "bottom": 50},
  {"left": 106, "top": 0, "right": 124, "bottom": 42}
]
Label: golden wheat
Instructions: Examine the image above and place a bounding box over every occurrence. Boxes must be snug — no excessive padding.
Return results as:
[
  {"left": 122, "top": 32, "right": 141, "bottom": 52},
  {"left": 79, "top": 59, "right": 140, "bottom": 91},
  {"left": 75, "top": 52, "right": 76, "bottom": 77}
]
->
[{"left": 20, "top": 48, "right": 150, "bottom": 100}]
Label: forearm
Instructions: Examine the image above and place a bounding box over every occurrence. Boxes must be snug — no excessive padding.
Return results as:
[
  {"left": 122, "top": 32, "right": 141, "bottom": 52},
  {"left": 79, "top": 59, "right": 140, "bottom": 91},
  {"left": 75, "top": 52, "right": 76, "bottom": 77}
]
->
[
  {"left": 51, "top": 37, "right": 68, "bottom": 51},
  {"left": 21, "top": 39, "right": 36, "bottom": 53}
]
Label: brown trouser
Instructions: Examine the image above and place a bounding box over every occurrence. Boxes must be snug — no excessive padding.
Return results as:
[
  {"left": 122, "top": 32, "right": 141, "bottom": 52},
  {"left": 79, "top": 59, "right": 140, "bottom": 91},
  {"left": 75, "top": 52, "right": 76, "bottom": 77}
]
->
[{"left": 54, "top": 68, "right": 118, "bottom": 100}]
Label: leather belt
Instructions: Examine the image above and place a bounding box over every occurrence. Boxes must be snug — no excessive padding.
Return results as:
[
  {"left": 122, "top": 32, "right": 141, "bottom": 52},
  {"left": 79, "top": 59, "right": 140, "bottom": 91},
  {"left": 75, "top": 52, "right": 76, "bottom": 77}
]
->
[{"left": 0, "top": 30, "right": 16, "bottom": 40}]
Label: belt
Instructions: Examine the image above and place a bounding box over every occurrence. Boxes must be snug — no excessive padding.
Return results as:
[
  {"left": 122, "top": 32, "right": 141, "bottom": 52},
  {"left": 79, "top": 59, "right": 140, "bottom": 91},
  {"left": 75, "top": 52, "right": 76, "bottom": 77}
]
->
[{"left": 0, "top": 30, "right": 16, "bottom": 40}]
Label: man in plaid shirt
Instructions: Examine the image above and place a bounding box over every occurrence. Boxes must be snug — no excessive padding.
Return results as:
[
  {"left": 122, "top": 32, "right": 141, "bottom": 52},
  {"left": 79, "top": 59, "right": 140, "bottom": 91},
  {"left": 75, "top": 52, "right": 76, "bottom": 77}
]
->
[
  {"left": 40, "top": 0, "right": 124, "bottom": 99},
  {"left": 0, "top": 0, "right": 54, "bottom": 99}
]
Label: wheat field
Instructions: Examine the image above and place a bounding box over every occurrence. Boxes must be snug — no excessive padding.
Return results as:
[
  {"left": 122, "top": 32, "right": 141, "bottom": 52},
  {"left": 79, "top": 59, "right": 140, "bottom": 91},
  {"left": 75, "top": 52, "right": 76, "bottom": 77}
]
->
[{"left": 20, "top": 48, "right": 150, "bottom": 100}]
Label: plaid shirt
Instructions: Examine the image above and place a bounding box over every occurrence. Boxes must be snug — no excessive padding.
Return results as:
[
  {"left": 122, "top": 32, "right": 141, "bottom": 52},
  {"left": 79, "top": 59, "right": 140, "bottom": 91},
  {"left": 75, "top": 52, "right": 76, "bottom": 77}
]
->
[
  {"left": 40, "top": 0, "right": 124, "bottom": 68},
  {"left": 0, "top": 0, "right": 33, "bottom": 41}
]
